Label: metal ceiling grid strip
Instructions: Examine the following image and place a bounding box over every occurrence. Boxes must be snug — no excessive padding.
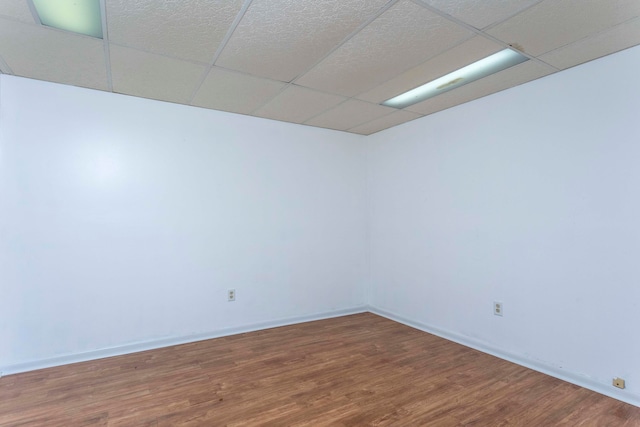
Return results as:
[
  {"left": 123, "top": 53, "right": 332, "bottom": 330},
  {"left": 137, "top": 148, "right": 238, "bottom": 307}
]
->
[{"left": 187, "top": 0, "right": 255, "bottom": 105}]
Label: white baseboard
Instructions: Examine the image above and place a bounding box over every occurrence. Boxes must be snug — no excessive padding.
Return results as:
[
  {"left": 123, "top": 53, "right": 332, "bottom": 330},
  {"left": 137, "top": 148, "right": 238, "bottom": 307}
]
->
[
  {"left": 367, "top": 305, "right": 640, "bottom": 408},
  {"left": 0, "top": 306, "right": 368, "bottom": 377}
]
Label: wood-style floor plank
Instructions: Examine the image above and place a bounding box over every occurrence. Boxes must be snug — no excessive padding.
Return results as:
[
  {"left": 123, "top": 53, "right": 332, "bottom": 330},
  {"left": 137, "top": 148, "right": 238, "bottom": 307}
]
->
[{"left": 1, "top": 313, "right": 638, "bottom": 426}]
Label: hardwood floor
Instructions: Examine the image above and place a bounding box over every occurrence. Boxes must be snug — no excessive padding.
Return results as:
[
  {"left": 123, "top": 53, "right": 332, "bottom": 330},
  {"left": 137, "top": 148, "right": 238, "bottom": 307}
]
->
[{"left": 1, "top": 313, "right": 638, "bottom": 426}]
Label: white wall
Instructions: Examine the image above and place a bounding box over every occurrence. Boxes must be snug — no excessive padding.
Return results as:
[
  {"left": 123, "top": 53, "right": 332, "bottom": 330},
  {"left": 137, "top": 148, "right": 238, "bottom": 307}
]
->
[
  {"left": 2, "top": 46, "right": 639, "bottom": 407},
  {"left": 0, "top": 76, "right": 368, "bottom": 372},
  {"left": 367, "top": 45, "right": 640, "bottom": 405}
]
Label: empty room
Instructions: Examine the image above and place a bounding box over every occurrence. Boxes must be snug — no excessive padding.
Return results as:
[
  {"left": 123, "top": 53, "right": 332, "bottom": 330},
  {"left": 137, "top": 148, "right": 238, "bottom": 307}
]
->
[{"left": 1, "top": 0, "right": 639, "bottom": 425}]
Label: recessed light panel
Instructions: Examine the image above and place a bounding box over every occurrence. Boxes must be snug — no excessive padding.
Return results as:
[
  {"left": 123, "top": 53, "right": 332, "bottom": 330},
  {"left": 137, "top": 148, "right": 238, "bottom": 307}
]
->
[
  {"left": 32, "top": 0, "right": 103, "bottom": 39},
  {"left": 383, "top": 48, "right": 529, "bottom": 109}
]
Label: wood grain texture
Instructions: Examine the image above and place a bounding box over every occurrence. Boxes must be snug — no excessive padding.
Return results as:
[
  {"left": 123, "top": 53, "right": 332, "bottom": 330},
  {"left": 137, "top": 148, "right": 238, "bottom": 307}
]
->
[{"left": 1, "top": 313, "right": 639, "bottom": 426}]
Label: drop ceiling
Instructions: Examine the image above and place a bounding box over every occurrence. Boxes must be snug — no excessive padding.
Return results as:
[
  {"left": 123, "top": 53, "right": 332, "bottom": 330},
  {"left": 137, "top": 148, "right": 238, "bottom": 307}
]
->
[{"left": 1, "top": 0, "right": 639, "bottom": 135}]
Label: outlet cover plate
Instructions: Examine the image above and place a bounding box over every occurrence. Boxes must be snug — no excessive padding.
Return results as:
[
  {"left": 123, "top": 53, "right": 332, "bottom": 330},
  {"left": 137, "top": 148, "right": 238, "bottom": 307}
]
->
[
  {"left": 613, "top": 377, "right": 626, "bottom": 389},
  {"left": 494, "top": 301, "right": 503, "bottom": 316}
]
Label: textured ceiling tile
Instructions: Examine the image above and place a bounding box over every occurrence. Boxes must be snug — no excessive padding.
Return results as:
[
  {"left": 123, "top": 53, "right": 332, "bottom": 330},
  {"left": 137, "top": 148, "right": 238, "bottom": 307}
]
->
[
  {"left": 296, "top": 0, "right": 473, "bottom": 97},
  {"left": 407, "top": 60, "right": 556, "bottom": 115},
  {"left": 539, "top": 18, "right": 640, "bottom": 70},
  {"left": 254, "top": 85, "right": 346, "bottom": 124},
  {"left": 0, "top": 18, "right": 108, "bottom": 90},
  {"left": 110, "top": 45, "right": 206, "bottom": 104},
  {"left": 191, "top": 67, "right": 286, "bottom": 114},
  {"left": 348, "top": 110, "right": 423, "bottom": 135},
  {"left": 487, "top": 0, "right": 640, "bottom": 56},
  {"left": 216, "top": 0, "right": 389, "bottom": 82},
  {"left": 305, "top": 99, "right": 396, "bottom": 131},
  {"left": 107, "top": 0, "right": 243, "bottom": 63},
  {"left": 0, "top": 0, "right": 35, "bottom": 23},
  {"left": 357, "top": 36, "right": 503, "bottom": 104},
  {"left": 419, "top": 0, "right": 541, "bottom": 29}
]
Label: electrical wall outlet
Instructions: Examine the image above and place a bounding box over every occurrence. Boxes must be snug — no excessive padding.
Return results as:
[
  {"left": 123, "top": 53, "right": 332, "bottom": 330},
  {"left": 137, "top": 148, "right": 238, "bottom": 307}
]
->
[
  {"left": 494, "top": 301, "right": 503, "bottom": 316},
  {"left": 228, "top": 289, "right": 236, "bottom": 302},
  {"left": 613, "top": 377, "right": 626, "bottom": 389}
]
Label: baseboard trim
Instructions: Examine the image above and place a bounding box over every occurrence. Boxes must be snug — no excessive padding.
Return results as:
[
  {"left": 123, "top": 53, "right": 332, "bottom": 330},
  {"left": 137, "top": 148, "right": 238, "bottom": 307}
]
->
[
  {"left": 367, "top": 305, "right": 640, "bottom": 408},
  {"left": 0, "top": 306, "right": 368, "bottom": 377}
]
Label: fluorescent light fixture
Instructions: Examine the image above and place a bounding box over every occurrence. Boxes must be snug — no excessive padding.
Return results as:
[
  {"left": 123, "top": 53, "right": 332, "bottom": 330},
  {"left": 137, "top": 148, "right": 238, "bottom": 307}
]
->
[
  {"left": 32, "top": 0, "right": 103, "bottom": 39},
  {"left": 383, "top": 49, "right": 529, "bottom": 109}
]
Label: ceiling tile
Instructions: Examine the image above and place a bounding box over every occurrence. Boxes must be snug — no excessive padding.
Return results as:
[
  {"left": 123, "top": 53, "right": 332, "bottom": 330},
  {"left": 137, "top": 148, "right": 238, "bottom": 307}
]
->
[
  {"left": 305, "top": 99, "right": 396, "bottom": 131},
  {"left": 487, "top": 0, "right": 640, "bottom": 56},
  {"left": 407, "top": 60, "right": 556, "bottom": 115},
  {"left": 348, "top": 110, "right": 423, "bottom": 135},
  {"left": 215, "top": 0, "right": 389, "bottom": 82},
  {"left": 110, "top": 45, "right": 206, "bottom": 104},
  {"left": 357, "top": 36, "right": 503, "bottom": 104},
  {"left": 539, "top": 18, "right": 640, "bottom": 70},
  {"left": 107, "top": 0, "right": 243, "bottom": 63},
  {"left": 0, "top": 0, "right": 35, "bottom": 23},
  {"left": 418, "top": 0, "right": 541, "bottom": 29},
  {"left": 296, "top": 0, "right": 473, "bottom": 97},
  {"left": 191, "top": 67, "right": 286, "bottom": 114},
  {"left": 254, "top": 85, "right": 346, "bottom": 124},
  {"left": 0, "top": 18, "right": 107, "bottom": 90},
  {"left": 0, "top": 58, "right": 10, "bottom": 74}
]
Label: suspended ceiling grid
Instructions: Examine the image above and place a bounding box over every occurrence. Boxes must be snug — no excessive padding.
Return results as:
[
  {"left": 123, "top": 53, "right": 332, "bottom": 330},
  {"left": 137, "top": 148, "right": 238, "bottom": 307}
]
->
[{"left": 0, "top": 0, "right": 639, "bottom": 135}]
